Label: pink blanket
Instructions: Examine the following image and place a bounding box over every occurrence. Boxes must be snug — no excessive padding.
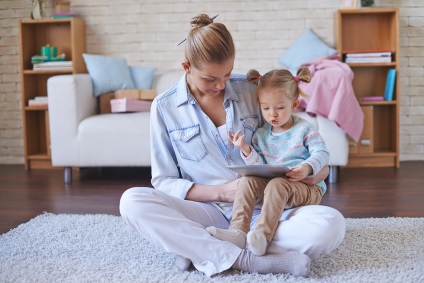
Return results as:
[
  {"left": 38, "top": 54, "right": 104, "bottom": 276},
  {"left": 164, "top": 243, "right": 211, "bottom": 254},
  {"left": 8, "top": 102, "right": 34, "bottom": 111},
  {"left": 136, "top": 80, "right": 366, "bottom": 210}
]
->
[{"left": 299, "top": 55, "right": 364, "bottom": 142}]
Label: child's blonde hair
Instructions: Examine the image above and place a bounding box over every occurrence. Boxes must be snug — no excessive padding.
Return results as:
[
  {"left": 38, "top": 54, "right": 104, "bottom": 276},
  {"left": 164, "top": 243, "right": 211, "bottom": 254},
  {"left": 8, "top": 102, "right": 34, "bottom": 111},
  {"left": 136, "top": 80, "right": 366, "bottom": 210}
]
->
[
  {"left": 185, "top": 14, "right": 235, "bottom": 68},
  {"left": 246, "top": 67, "right": 311, "bottom": 101}
]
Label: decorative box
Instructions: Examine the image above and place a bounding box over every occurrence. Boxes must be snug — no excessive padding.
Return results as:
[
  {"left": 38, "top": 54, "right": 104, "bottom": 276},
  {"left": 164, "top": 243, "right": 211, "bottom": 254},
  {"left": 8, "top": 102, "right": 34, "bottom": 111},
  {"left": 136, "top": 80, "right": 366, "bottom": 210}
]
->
[
  {"left": 99, "top": 89, "right": 157, "bottom": 114},
  {"left": 110, "top": 98, "right": 152, "bottom": 113}
]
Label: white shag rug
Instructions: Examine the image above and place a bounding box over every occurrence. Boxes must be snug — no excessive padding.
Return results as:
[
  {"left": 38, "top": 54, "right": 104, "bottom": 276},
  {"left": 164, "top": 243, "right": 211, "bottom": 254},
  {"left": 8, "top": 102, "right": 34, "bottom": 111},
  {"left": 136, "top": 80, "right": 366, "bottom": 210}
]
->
[{"left": 1, "top": 213, "right": 424, "bottom": 283}]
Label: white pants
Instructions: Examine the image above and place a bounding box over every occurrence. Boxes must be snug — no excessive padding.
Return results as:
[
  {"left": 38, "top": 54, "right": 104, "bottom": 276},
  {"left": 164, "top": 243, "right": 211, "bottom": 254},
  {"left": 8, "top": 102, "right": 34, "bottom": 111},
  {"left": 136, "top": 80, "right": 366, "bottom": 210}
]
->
[{"left": 119, "top": 187, "right": 346, "bottom": 277}]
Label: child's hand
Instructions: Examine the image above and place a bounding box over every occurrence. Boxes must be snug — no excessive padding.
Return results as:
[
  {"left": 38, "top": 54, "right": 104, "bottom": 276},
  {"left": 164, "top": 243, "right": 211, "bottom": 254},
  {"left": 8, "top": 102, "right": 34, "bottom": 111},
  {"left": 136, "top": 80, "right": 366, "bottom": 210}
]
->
[
  {"left": 228, "top": 130, "right": 251, "bottom": 157},
  {"left": 286, "top": 164, "right": 312, "bottom": 182}
]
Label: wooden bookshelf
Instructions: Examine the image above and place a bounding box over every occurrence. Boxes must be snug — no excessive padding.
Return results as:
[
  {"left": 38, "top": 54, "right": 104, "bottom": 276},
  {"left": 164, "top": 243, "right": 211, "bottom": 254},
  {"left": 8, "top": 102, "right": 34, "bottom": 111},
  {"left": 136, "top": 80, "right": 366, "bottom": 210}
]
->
[
  {"left": 334, "top": 8, "right": 400, "bottom": 168},
  {"left": 18, "top": 18, "right": 86, "bottom": 170}
]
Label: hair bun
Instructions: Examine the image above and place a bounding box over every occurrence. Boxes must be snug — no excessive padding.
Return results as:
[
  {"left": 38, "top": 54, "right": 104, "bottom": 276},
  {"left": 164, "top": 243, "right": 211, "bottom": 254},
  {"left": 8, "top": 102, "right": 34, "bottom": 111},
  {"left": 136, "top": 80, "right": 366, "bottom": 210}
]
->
[{"left": 190, "top": 14, "right": 213, "bottom": 29}]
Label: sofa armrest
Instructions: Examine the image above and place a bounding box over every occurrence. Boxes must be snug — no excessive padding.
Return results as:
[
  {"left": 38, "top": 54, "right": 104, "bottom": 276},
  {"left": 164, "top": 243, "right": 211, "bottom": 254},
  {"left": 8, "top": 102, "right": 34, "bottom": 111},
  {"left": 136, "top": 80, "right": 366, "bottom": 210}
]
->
[
  {"left": 47, "top": 74, "right": 97, "bottom": 166},
  {"left": 296, "top": 112, "right": 348, "bottom": 166}
]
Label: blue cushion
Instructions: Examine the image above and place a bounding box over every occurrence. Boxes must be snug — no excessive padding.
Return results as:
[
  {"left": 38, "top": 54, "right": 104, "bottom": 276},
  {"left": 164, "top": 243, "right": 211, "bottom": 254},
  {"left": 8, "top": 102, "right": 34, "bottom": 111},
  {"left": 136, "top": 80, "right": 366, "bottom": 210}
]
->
[
  {"left": 82, "top": 54, "right": 134, "bottom": 97},
  {"left": 129, "top": 66, "right": 156, "bottom": 89},
  {"left": 278, "top": 29, "right": 337, "bottom": 71}
]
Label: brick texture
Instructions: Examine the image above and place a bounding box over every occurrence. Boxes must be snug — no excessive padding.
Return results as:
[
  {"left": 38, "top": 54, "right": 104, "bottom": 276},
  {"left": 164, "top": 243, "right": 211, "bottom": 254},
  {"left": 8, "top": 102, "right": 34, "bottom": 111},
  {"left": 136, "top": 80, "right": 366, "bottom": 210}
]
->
[{"left": 0, "top": 0, "right": 423, "bottom": 164}]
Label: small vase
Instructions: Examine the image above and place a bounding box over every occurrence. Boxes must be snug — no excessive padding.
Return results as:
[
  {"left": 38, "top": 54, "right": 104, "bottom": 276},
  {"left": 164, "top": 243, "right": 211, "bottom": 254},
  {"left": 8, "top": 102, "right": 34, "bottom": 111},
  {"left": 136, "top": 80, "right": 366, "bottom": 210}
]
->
[
  {"left": 31, "top": 0, "right": 52, "bottom": 19},
  {"left": 31, "top": 0, "right": 43, "bottom": 19}
]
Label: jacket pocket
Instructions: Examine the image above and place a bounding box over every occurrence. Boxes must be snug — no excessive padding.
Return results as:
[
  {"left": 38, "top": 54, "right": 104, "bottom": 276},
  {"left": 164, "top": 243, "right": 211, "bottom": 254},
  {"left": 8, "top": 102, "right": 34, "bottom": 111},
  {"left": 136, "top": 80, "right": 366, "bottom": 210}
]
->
[
  {"left": 240, "top": 116, "right": 259, "bottom": 144},
  {"left": 169, "top": 124, "right": 208, "bottom": 162}
]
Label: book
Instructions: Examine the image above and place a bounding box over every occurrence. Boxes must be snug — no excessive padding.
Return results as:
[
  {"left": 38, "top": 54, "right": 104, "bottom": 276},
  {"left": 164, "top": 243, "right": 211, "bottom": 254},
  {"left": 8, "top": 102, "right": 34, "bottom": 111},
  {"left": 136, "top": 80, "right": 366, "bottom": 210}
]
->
[
  {"left": 28, "top": 96, "right": 48, "bottom": 106},
  {"left": 344, "top": 49, "right": 393, "bottom": 54},
  {"left": 362, "top": 96, "right": 384, "bottom": 101},
  {"left": 345, "top": 57, "right": 391, "bottom": 63},
  {"left": 384, "top": 69, "right": 396, "bottom": 101},
  {"left": 346, "top": 52, "right": 392, "bottom": 58},
  {"left": 33, "top": 61, "right": 72, "bottom": 70},
  {"left": 52, "top": 15, "right": 74, "bottom": 19},
  {"left": 52, "top": 12, "right": 75, "bottom": 19}
]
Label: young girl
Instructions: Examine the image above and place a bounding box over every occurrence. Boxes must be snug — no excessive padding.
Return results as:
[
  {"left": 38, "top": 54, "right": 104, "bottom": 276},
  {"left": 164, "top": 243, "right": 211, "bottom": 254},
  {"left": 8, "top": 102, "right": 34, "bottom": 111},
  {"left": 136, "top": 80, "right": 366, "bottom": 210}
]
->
[
  {"left": 207, "top": 67, "right": 329, "bottom": 256},
  {"left": 120, "top": 14, "right": 345, "bottom": 278}
]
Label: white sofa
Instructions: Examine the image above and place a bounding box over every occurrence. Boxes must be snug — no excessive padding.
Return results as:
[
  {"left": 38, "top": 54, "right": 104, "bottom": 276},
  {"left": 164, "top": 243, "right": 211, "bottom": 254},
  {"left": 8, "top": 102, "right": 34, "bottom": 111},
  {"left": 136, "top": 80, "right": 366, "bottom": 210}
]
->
[{"left": 47, "top": 72, "right": 348, "bottom": 184}]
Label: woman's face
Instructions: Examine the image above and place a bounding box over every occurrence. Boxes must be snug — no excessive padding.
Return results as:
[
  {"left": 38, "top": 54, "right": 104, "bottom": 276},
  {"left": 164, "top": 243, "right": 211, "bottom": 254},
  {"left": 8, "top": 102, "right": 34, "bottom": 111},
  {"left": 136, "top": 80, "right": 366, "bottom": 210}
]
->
[{"left": 183, "top": 57, "right": 234, "bottom": 97}]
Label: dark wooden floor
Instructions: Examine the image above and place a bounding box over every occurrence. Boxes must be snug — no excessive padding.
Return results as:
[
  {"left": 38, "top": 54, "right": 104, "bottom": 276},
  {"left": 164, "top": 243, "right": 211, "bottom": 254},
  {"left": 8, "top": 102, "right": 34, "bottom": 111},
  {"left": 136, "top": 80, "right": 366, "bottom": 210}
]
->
[{"left": 1, "top": 161, "right": 423, "bottom": 235}]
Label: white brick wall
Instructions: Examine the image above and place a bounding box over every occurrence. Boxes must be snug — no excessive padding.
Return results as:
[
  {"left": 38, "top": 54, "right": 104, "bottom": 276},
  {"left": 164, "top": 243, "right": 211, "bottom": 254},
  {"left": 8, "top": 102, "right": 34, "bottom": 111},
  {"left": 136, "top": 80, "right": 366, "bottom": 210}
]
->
[{"left": 0, "top": 0, "right": 423, "bottom": 164}]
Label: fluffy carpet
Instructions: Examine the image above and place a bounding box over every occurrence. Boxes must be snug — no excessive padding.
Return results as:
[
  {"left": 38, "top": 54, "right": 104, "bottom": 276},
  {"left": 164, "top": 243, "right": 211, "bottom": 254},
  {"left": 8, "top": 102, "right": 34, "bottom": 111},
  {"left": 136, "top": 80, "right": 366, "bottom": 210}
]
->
[{"left": 1, "top": 213, "right": 424, "bottom": 283}]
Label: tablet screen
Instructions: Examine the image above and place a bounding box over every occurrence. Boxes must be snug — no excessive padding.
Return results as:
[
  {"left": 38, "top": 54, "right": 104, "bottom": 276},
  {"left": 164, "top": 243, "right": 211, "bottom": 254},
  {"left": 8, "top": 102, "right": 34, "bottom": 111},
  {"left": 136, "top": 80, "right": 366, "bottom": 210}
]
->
[{"left": 227, "top": 164, "right": 290, "bottom": 178}]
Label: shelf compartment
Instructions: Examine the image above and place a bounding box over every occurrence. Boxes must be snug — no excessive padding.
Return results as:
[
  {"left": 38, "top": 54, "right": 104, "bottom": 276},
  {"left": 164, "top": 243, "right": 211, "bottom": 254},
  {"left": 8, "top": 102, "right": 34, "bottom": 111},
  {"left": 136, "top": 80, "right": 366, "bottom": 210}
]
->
[
  {"left": 373, "top": 104, "right": 397, "bottom": 153},
  {"left": 337, "top": 9, "right": 398, "bottom": 53},
  {"left": 24, "top": 111, "right": 50, "bottom": 162},
  {"left": 20, "top": 21, "right": 72, "bottom": 71},
  {"left": 351, "top": 66, "right": 398, "bottom": 101},
  {"left": 19, "top": 18, "right": 86, "bottom": 74},
  {"left": 349, "top": 104, "right": 397, "bottom": 158}
]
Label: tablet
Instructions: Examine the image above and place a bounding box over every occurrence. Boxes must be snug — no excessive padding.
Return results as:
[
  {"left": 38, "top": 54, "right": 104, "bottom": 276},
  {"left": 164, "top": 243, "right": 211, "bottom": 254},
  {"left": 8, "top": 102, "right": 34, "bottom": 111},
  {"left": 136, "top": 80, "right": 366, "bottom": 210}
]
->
[{"left": 228, "top": 164, "right": 291, "bottom": 178}]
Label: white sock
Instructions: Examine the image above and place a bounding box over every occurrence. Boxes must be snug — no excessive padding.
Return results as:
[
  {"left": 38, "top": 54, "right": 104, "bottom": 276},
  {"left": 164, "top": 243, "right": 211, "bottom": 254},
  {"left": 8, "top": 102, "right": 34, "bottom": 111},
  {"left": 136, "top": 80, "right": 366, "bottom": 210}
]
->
[
  {"left": 206, "top": 226, "right": 246, "bottom": 249},
  {"left": 247, "top": 230, "right": 267, "bottom": 256},
  {"left": 174, "top": 254, "right": 191, "bottom": 271},
  {"left": 232, "top": 249, "right": 311, "bottom": 277}
]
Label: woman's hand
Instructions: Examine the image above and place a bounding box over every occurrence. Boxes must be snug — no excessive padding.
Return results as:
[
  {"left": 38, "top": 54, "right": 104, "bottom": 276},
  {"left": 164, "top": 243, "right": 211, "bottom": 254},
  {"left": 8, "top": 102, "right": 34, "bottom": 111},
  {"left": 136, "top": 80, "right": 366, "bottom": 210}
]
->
[
  {"left": 218, "top": 178, "right": 240, "bottom": 202},
  {"left": 228, "top": 130, "right": 251, "bottom": 157}
]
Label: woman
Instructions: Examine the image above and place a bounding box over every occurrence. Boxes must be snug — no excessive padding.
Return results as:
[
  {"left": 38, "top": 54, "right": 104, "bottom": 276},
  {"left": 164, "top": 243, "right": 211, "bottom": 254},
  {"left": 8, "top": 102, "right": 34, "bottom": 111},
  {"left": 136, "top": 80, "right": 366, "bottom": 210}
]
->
[{"left": 120, "top": 14, "right": 345, "bottom": 277}]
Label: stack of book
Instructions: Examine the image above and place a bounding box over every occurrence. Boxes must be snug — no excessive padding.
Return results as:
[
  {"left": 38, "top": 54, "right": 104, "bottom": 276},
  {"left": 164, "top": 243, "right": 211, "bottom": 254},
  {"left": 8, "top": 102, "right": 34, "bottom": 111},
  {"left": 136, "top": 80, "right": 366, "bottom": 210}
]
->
[
  {"left": 52, "top": 12, "right": 75, "bottom": 19},
  {"left": 33, "top": 61, "right": 72, "bottom": 70},
  {"left": 28, "top": 96, "right": 48, "bottom": 107},
  {"left": 344, "top": 50, "right": 393, "bottom": 63}
]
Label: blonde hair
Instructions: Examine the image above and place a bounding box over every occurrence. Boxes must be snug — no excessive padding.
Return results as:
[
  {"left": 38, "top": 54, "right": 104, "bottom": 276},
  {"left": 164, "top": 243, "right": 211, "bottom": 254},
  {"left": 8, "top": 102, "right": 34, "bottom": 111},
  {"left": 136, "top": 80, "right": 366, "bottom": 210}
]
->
[
  {"left": 246, "top": 67, "right": 311, "bottom": 101},
  {"left": 185, "top": 14, "right": 235, "bottom": 68}
]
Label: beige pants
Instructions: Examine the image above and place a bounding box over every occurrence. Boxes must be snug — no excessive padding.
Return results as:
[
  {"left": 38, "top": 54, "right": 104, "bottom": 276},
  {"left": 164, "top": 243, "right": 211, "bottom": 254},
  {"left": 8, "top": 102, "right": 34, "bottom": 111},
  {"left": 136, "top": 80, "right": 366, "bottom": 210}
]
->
[{"left": 230, "top": 176, "right": 323, "bottom": 243}]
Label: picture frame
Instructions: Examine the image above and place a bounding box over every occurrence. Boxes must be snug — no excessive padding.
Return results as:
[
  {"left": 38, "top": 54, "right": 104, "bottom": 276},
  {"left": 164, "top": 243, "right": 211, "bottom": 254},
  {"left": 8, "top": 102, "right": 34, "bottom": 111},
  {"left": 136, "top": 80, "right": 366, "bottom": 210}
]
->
[{"left": 340, "top": 0, "right": 359, "bottom": 9}]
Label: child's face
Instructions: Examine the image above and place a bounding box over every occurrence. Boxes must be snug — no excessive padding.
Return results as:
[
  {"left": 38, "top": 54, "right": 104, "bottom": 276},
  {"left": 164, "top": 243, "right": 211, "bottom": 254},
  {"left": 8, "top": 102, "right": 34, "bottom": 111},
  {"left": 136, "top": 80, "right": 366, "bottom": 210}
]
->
[
  {"left": 183, "top": 57, "right": 234, "bottom": 97},
  {"left": 258, "top": 87, "right": 299, "bottom": 131}
]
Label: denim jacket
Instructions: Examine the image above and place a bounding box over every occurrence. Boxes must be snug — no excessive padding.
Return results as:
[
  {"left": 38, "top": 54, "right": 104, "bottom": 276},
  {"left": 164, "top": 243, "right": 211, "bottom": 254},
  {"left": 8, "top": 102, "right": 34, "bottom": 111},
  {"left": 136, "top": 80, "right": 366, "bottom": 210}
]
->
[{"left": 150, "top": 73, "right": 263, "bottom": 210}]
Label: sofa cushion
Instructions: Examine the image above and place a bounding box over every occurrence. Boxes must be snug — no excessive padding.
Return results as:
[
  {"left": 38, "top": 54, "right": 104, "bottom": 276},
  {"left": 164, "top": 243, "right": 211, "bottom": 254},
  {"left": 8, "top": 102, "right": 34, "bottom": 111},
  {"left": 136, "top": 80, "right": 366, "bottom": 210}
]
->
[
  {"left": 278, "top": 29, "right": 337, "bottom": 74},
  {"left": 83, "top": 54, "right": 135, "bottom": 97},
  {"left": 78, "top": 112, "right": 151, "bottom": 166},
  {"left": 129, "top": 66, "right": 157, "bottom": 89},
  {"left": 151, "top": 71, "right": 184, "bottom": 94}
]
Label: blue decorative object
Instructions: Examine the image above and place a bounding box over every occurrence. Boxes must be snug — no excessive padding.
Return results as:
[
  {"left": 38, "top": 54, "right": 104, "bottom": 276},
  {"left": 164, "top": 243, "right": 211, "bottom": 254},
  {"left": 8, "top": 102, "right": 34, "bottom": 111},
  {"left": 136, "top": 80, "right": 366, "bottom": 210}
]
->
[
  {"left": 384, "top": 69, "right": 396, "bottom": 101},
  {"left": 129, "top": 66, "right": 157, "bottom": 89},
  {"left": 278, "top": 29, "right": 337, "bottom": 71},
  {"left": 82, "top": 54, "right": 135, "bottom": 97}
]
